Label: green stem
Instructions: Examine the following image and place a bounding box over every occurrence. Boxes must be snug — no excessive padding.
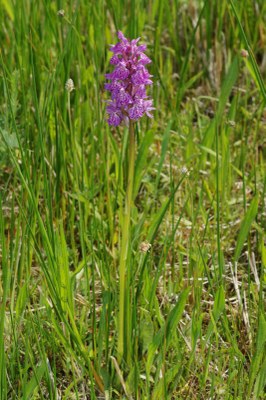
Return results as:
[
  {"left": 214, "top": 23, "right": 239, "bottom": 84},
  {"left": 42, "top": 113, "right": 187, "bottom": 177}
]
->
[{"left": 118, "top": 121, "right": 135, "bottom": 361}]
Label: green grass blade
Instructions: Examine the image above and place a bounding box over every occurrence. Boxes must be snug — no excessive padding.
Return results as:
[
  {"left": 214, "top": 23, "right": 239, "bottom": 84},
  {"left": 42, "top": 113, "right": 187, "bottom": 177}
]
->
[
  {"left": 228, "top": 0, "right": 266, "bottom": 102},
  {"left": 234, "top": 195, "right": 259, "bottom": 262},
  {"left": 247, "top": 313, "right": 266, "bottom": 398}
]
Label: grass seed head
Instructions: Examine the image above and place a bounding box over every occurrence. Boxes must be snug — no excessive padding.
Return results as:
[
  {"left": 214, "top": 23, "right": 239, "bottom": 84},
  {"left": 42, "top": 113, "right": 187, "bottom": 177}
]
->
[
  {"left": 240, "top": 49, "right": 249, "bottom": 58},
  {"left": 57, "top": 9, "right": 65, "bottom": 17},
  {"left": 65, "top": 78, "right": 74, "bottom": 92}
]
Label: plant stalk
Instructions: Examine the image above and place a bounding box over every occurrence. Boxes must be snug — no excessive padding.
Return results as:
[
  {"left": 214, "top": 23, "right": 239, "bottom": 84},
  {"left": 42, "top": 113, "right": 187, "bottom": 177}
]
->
[{"left": 118, "top": 121, "right": 135, "bottom": 361}]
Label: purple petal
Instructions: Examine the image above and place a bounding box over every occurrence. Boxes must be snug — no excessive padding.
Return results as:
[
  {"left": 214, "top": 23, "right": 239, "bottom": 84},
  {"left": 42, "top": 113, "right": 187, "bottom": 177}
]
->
[
  {"left": 133, "top": 85, "right": 147, "bottom": 98},
  {"left": 108, "top": 113, "right": 122, "bottom": 126},
  {"left": 128, "top": 100, "right": 145, "bottom": 120},
  {"left": 117, "top": 31, "right": 128, "bottom": 43},
  {"left": 115, "top": 88, "right": 132, "bottom": 106},
  {"left": 131, "top": 67, "right": 152, "bottom": 85},
  {"left": 110, "top": 55, "right": 121, "bottom": 65},
  {"left": 139, "top": 53, "right": 151, "bottom": 65},
  {"left": 138, "top": 44, "right": 147, "bottom": 52}
]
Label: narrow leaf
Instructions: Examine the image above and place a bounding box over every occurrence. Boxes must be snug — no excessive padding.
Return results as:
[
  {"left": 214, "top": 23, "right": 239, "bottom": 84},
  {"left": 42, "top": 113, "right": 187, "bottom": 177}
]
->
[{"left": 234, "top": 195, "right": 259, "bottom": 262}]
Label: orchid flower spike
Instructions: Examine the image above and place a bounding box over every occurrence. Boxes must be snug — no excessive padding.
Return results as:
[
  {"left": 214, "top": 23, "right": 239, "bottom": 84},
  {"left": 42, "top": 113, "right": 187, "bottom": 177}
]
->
[{"left": 105, "top": 31, "right": 155, "bottom": 126}]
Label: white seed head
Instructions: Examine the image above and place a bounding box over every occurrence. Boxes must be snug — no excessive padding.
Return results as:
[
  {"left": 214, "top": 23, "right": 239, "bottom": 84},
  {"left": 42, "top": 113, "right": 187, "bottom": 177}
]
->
[
  {"left": 65, "top": 78, "right": 74, "bottom": 92},
  {"left": 227, "top": 120, "right": 236, "bottom": 127},
  {"left": 240, "top": 49, "right": 249, "bottom": 58},
  {"left": 57, "top": 9, "right": 65, "bottom": 17},
  {"left": 139, "top": 241, "right": 152, "bottom": 253}
]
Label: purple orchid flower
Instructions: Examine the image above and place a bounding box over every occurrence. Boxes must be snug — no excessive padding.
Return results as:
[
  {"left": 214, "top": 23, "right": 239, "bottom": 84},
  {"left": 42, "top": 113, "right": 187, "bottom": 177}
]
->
[{"left": 105, "top": 31, "right": 155, "bottom": 126}]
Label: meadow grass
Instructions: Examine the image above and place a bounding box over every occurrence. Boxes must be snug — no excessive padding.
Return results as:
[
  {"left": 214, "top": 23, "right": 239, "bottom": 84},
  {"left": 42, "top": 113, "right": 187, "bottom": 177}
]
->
[{"left": 0, "top": 0, "right": 266, "bottom": 399}]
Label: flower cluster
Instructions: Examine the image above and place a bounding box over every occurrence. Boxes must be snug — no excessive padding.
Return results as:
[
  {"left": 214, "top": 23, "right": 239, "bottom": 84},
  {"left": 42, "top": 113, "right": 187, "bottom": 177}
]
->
[{"left": 105, "top": 31, "right": 155, "bottom": 126}]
